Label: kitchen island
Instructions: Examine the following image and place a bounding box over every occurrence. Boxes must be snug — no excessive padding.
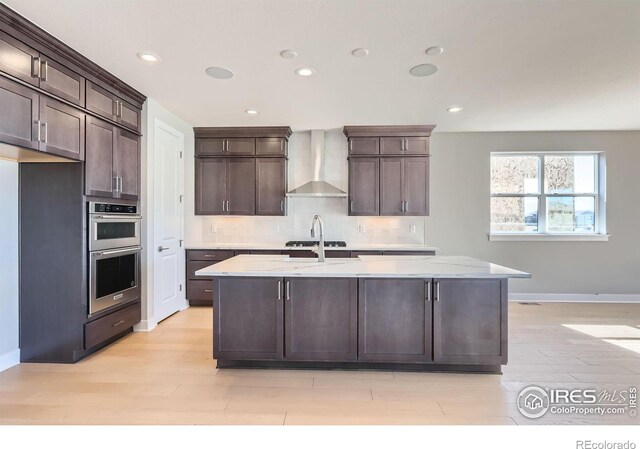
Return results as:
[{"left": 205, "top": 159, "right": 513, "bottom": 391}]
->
[{"left": 196, "top": 255, "right": 530, "bottom": 373}]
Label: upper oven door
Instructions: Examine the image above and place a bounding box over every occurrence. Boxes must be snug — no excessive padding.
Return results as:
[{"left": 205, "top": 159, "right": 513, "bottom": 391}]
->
[{"left": 89, "top": 214, "right": 141, "bottom": 252}]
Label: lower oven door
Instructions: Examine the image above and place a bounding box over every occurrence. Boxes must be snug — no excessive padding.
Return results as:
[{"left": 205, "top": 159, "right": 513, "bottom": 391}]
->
[{"left": 89, "top": 246, "right": 141, "bottom": 316}]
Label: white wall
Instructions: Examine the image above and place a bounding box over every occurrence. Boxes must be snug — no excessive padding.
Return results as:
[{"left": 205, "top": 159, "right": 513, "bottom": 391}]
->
[
  {"left": 139, "top": 99, "right": 194, "bottom": 330},
  {"left": 0, "top": 160, "right": 19, "bottom": 371},
  {"left": 428, "top": 131, "right": 640, "bottom": 296},
  {"left": 185, "top": 129, "right": 427, "bottom": 247}
]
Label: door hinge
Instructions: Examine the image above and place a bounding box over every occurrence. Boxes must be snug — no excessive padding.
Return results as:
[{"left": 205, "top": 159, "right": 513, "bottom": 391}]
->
[
  {"left": 179, "top": 284, "right": 183, "bottom": 292},
  {"left": 179, "top": 194, "right": 183, "bottom": 203},
  {"left": 179, "top": 151, "right": 183, "bottom": 159},
  {"left": 179, "top": 239, "right": 183, "bottom": 247}
]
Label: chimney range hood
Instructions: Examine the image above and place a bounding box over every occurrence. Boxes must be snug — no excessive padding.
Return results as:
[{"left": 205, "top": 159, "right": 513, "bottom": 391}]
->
[{"left": 286, "top": 130, "right": 347, "bottom": 198}]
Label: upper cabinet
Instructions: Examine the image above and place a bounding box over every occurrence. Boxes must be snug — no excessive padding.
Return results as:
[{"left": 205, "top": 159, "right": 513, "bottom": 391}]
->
[
  {"left": 194, "top": 127, "right": 292, "bottom": 216},
  {"left": 0, "top": 5, "right": 145, "bottom": 165},
  {"left": 344, "top": 125, "right": 435, "bottom": 217}
]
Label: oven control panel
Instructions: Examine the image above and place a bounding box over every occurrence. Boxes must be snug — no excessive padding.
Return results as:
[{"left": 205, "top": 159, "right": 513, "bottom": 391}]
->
[{"left": 90, "top": 203, "right": 138, "bottom": 214}]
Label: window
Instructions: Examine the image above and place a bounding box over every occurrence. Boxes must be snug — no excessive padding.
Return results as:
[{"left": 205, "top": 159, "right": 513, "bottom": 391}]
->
[{"left": 490, "top": 153, "right": 606, "bottom": 239}]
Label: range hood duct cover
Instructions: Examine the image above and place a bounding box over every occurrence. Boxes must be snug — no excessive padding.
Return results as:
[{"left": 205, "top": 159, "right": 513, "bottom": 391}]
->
[{"left": 286, "top": 130, "right": 347, "bottom": 198}]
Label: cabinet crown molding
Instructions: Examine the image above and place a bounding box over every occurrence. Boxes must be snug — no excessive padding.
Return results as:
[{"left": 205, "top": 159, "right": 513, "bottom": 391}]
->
[
  {"left": 0, "top": 4, "right": 146, "bottom": 106},
  {"left": 343, "top": 125, "right": 436, "bottom": 138},
  {"left": 194, "top": 126, "right": 293, "bottom": 139}
]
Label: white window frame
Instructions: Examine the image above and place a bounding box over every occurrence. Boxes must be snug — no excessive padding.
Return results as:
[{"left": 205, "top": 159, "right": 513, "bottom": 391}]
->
[{"left": 489, "top": 151, "right": 608, "bottom": 242}]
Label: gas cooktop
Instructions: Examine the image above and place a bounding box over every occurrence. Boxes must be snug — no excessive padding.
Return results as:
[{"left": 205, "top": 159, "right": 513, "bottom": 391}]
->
[{"left": 285, "top": 241, "right": 347, "bottom": 248}]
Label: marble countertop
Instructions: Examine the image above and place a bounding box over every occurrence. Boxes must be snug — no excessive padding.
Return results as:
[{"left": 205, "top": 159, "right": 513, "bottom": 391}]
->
[
  {"left": 195, "top": 255, "right": 531, "bottom": 279},
  {"left": 186, "top": 242, "right": 438, "bottom": 252}
]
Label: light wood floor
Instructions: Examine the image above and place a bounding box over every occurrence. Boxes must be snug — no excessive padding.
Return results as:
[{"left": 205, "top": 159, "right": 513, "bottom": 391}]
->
[{"left": 1, "top": 303, "right": 639, "bottom": 425}]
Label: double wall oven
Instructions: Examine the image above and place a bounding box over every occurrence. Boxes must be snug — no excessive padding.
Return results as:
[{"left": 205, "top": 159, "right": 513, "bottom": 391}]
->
[{"left": 88, "top": 202, "right": 142, "bottom": 316}]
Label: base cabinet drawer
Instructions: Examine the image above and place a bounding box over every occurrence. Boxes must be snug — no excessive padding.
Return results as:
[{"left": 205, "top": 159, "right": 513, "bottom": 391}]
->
[
  {"left": 187, "top": 249, "right": 234, "bottom": 261},
  {"left": 382, "top": 251, "right": 436, "bottom": 256},
  {"left": 187, "top": 280, "right": 214, "bottom": 302},
  {"left": 84, "top": 302, "right": 140, "bottom": 349}
]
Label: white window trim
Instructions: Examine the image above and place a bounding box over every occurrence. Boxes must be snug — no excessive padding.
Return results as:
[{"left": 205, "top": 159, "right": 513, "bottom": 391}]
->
[{"left": 489, "top": 151, "right": 607, "bottom": 240}]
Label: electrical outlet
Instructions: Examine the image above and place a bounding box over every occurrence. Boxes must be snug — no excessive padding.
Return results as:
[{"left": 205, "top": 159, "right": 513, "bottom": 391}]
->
[
  {"left": 358, "top": 225, "right": 366, "bottom": 233},
  {"left": 209, "top": 225, "right": 217, "bottom": 234},
  {"left": 410, "top": 225, "right": 417, "bottom": 234},
  {"left": 274, "top": 225, "right": 280, "bottom": 233}
]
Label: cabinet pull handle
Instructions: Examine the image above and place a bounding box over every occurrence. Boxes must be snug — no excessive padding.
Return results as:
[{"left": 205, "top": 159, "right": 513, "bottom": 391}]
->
[
  {"left": 280, "top": 200, "right": 284, "bottom": 212},
  {"left": 112, "top": 320, "right": 126, "bottom": 327},
  {"left": 40, "top": 59, "right": 48, "bottom": 81},
  {"left": 400, "top": 201, "right": 404, "bottom": 212},
  {"left": 285, "top": 280, "right": 290, "bottom": 301},
  {"left": 404, "top": 200, "right": 408, "bottom": 212},
  {"left": 277, "top": 280, "right": 282, "bottom": 301},
  {"left": 42, "top": 122, "right": 48, "bottom": 143},
  {"left": 350, "top": 200, "right": 354, "bottom": 212},
  {"left": 119, "top": 101, "right": 123, "bottom": 117},
  {"left": 112, "top": 100, "right": 118, "bottom": 116},
  {"left": 426, "top": 281, "right": 431, "bottom": 302},
  {"left": 434, "top": 281, "right": 440, "bottom": 301},
  {"left": 226, "top": 200, "right": 230, "bottom": 211},
  {"left": 224, "top": 140, "right": 228, "bottom": 152},
  {"left": 349, "top": 140, "right": 353, "bottom": 152},
  {"left": 204, "top": 289, "right": 213, "bottom": 293},
  {"left": 36, "top": 120, "right": 41, "bottom": 142},
  {"left": 32, "top": 57, "right": 41, "bottom": 78}
]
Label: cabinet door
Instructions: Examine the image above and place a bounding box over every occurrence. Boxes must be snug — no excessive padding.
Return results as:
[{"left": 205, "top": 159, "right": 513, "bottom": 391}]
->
[
  {"left": 38, "top": 57, "right": 85, "bottom": 106},
  {"left": 380, "top": 137, "right": 404, "bottom": 155},
  {"left": 39, "top": 96, "right": 85, "bottom": 160},
  {"left": 85, "top": 116, "right": 115, "bottom": 197},
  {"left": 226, "top": 138, "right": 256, "bottom": 155},
  {"left": 285, "top": 278, "right": 357, "bottom": 361},
  {"left": 256, "top": 137, "right": 286, "bottom": 156},
  {"left": 379, "top": 158, "right": 403, "bottom": 215},
  {"left": 358, "top": 279, "right": 432, "bottom": 362},
  {"left": 256, "top": 158, "right": 286, "bottom": 215},
  {"left": 403, "top": 157, "right": 429, "bottom": 215},
  {"left": 195, "top": 158, "right": 226, "bottom": 215},
  {"left": 118, "top": 100, "right": 141, "bottom": 132},
  {"left": 404, "top": 137, "right": 429, "bottom": 155},
  {"left": 433, "top": 279, "right": 507, "bottom": 365},
  {"left": 114, "top": 128, "right": 140, "bottom": 200},
  {"left": 195, "top": 138, "right": 226, "bottom": 156},
  {"left": 348, "top": 158, "right": 379, "bottom": 215},
  {"left": 0, "top": 76, "right": 39, "bottom": 150},
  {"left": 349, "top": 137, "right": 379, "bottom": 155},
  {"left": 227, "top": 158, "right": 256, "bottom": 215},
  {"left": 86, "top": 81, "right": 117, "bottom": 122},
  {"left": 0, "top": 30, "right": 39, "bottom": 86},
  {"left": 214, "top": 277, "right": 284, "bottom": 360}
]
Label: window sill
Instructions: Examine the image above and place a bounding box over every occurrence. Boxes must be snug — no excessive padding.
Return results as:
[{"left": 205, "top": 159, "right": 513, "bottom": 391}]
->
[{"left": 489, "top": 233, "right": 609, "bottom": 242}]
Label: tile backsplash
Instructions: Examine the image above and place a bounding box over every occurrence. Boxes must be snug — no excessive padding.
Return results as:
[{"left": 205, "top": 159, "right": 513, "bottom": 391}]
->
[{"left": 189, "top": 129, "right": 427, "bottom": 246}]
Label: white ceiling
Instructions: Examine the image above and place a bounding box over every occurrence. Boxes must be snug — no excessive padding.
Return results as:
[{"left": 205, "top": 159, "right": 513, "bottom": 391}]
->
[{"left": 5, "top": 0, "right": 640, "bottom": 132}]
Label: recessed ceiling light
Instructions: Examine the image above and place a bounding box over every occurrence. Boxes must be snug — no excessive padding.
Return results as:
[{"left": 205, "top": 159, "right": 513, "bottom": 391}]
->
[
  {"left": 409, "top": 63, "right": 438, "bottom": 77},
  {"left": 351, "top": 48, "right": 369, "bottom": 57},
  {"left": 245, "top": 109, "right": 258, "bottom": 115},
  {"left": 205, "top": 66, "right": 234, "bottom": 79},
  {"left": 295, "top": 67, "right": 315, "bottom": 77},
  {"left": 280, "top": 50, "right": 298, "bottom": 59},
  {"left": 425, "top": 46, "right": 444, "bottom": 56},
  {"left": 447, "top": 106, "right": 464, "bottom": 113},
  {"left": 137, "top": 52, "right": 161, "bottom": 63}
]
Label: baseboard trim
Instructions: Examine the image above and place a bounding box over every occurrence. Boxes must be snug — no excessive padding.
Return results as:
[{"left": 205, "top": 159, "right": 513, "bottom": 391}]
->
[
  {"left": 509, "top": 293, "right": 640, "bottom": 303},
  {"left": 0, "top": 348, "right": 20, "bottom": 372},
  {"left": 134, "top": 319, "right": 157, "bottom": 332}
]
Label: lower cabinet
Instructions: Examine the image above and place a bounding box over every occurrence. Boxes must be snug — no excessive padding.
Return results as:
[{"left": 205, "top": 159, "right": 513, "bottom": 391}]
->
[
  {"left": 186, "top": 249, "right": 235, "bottom": 305},
  {"left": 285, "top": 278, "right": 357, "bottom": 361},
  {"left": 433, "top": 278, "right": 507, "bottom": 365},
  {"left": 214, "top": 277, "right": 283, "bottom": 360},
  {"left": 84, "top": 301, "right": 141, "bottom": 350},
  {"left": 358, "top": 278, "right": 432, "bottom": 362}
]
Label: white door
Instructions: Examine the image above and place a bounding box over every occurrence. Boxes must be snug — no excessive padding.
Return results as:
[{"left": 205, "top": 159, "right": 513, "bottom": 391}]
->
[{"left": 153, "top": 119, "right": 185, "bottom": 322}]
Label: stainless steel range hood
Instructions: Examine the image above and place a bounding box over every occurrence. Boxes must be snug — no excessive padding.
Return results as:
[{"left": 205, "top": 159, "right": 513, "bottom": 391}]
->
[{"left": 286, "top": 130, "right": 347, "bottom": 198}]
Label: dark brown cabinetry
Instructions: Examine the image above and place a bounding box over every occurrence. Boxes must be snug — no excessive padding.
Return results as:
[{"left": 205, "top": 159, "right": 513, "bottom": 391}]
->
[
  {"left": 86, "top": 81, "right": 140, "bottom": 132},
  {"left": 256, "top": 158, "right": 287, "bottom": 215},
  {"left": 344, "top": 125, "right": 435, "bottom": 217},
  {"left": 433, "top": 278, "right": 507, "bottom": 365},
  {"left": 0, "top": 76, "right": 39, "bottom": 150},
  {"left": 84, "top": 301, "right": 141, "bottom": 349},
  {"left": 214, "top": 277, "right": 284, "bottom": 360},
  {"left": 39, "top": 95, "right": 85, "bottom": 160},
  {"left": 348, "top": 158, "right": 379, "bottom": 215},
  {"left": 85, "top": 116, "right": 140, "bottom": 201},
  {"left": 359, "top": 279, "right": 432, "bottom": 362},
  {"left": 0, "top": 29, "right": 39, "bottom": 85},
  {"left": 186, "top": 250, "right": 235, "bottom": 305},
  {"left": 285, "top": 278, "right": 357, "bottom": 361},
  {"left": 38, "top": 56, "right": 85, "bottom": 106},
  {"left": 194, "top": 127, "right": 292, "bottom": 216}
]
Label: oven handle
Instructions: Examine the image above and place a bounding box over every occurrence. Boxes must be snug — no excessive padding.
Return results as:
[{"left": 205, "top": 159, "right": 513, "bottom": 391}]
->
[
  {"left": 92, "top": 214, "right": 142, "bottom": 220},
  {"left": 92, "top": 246, "right": 142, "bottom": 257}
]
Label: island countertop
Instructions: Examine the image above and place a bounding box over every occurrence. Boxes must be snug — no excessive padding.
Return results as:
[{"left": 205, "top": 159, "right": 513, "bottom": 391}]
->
[{"left": 195, "top": 255, "right": 531, "bottom": 279}]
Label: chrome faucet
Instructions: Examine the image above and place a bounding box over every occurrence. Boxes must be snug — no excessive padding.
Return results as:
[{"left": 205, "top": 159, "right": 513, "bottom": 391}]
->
[{"left": 310, "top": 214, "right": 325, "bottom": 262}]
